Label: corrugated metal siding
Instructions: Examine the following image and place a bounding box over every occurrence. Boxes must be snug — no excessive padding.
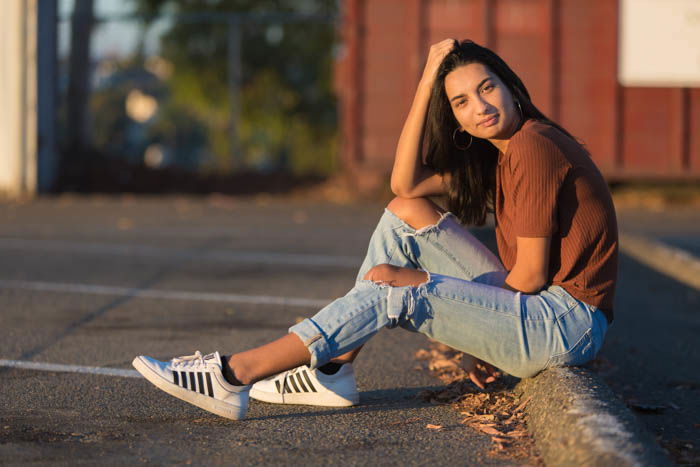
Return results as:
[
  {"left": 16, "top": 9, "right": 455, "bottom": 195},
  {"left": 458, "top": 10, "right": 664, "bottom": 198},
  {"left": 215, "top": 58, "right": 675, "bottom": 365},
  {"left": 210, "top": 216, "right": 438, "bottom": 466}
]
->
[{"left": 334, "top": 0, "right": 700, "bottom": 188}]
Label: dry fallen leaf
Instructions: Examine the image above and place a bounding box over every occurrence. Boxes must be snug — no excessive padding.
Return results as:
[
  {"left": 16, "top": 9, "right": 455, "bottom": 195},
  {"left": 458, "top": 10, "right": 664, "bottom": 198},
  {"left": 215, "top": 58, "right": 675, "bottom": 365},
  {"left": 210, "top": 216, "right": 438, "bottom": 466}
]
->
[
  {"left": 426, "top": 424, "right": 443, "bottom": 430},
  {"left": 475, "top": 424, "right": 505, "bottom": 436},
  {"left": 492, "top": 436, "right": 511, "bottom": 443},
  {"left": 429, "top": 358, "right": 459, "bottom": 370},
  {"left": 414, "top": 349, "right": 430, "bottom": 359},
  {"left": 514, "top": 397, "right": 531, "bottom": 412}
]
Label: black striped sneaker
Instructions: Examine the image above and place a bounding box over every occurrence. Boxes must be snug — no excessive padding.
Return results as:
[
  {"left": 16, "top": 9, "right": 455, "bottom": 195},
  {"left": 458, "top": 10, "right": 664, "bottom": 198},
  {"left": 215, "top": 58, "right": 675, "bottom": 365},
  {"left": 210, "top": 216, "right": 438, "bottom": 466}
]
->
[
  {"left": 132, "top": 351, "right": 249, "bottom": 420},
  {"left": 250, "top": 363, "right": 359, "bottom": 407}
]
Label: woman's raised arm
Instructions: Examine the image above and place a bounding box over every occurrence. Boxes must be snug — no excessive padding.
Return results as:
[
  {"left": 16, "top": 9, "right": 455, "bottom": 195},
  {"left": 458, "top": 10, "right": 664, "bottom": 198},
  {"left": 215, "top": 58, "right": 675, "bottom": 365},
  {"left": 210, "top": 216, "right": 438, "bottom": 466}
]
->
[{"left": 390, "top": 39, "right": 456, "bottom": 198}]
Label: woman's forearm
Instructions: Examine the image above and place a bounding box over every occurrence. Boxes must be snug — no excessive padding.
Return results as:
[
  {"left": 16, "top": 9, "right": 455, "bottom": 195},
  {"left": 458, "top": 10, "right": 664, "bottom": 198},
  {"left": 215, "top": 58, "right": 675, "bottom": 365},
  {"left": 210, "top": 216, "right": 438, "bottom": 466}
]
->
[
  {"left": 504, "top": 270, "right": 545, "bottom": 294},
  {"left": 390, "top": 80, "right": 433, "bottom": 196},
  {"left": 503, "top": 236, "right": 551, "bottom": 294},
  {"left": 391, "top": 39, "right": 456, "bottom": 198}
]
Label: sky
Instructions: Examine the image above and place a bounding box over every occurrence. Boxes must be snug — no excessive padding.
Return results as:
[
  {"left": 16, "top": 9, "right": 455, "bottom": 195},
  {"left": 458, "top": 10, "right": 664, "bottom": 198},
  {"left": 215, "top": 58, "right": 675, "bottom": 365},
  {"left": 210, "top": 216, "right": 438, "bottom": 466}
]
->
[{"left": 58, "top": 0, "right": 170, "bottom": 59}]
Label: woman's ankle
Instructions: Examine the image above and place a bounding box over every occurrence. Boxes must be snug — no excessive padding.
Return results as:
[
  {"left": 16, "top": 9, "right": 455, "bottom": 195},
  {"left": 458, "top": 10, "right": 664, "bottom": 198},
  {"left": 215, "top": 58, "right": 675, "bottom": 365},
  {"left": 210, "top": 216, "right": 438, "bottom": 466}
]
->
[{"left": 220, "top": 355, "right": 249, "bottom": 386}]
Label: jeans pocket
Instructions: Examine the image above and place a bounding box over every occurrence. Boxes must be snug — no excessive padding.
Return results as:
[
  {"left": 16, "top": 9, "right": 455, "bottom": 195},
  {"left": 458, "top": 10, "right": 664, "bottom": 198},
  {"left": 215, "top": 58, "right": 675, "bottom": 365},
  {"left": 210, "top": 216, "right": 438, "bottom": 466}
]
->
[
  {"left": 544, "top": 328, "right": 595, "bottom": 369},
  {"left": 542, "top": 286, "right": 578, "bottom": 319}
]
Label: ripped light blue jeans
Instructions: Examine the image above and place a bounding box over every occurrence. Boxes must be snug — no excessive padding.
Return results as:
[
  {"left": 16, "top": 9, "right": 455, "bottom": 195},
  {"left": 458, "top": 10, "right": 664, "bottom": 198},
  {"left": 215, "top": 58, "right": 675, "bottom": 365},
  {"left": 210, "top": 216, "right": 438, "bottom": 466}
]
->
[{"left": 289, "top": 209, "right": 609, "bottom": 378}]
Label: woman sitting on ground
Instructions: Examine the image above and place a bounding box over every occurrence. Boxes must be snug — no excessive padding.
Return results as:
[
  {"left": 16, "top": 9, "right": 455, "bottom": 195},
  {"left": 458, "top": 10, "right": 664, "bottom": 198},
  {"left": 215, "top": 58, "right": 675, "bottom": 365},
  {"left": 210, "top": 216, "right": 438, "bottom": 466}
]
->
[{"left": 133, "top": 39, "right": 618, "bottom": 420}]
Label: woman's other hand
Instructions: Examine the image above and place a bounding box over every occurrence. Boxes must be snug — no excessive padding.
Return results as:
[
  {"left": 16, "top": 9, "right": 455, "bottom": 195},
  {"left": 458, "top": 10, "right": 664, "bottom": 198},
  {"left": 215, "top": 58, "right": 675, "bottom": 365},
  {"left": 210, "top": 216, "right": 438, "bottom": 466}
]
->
[
  {"left": 461, "top": 354, "right": 501, "bottom": 390},
  {"left": 419, "top": 39, "right": 458, "bottom": 88}
]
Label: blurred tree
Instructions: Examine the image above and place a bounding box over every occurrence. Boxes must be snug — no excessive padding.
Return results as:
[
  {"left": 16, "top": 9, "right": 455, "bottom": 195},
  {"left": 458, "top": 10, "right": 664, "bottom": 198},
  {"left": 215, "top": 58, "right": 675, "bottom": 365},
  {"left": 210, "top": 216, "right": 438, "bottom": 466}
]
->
[{"left": 131, "top": 0, "right": 339, "bottom": 175}]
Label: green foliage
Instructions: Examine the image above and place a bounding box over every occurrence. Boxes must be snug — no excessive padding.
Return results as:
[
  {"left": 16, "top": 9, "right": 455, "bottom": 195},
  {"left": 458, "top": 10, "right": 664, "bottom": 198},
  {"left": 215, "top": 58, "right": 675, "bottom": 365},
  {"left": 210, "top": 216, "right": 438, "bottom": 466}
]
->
[{"left": 131, "top": 0, "right": 339, "bottom": 175}]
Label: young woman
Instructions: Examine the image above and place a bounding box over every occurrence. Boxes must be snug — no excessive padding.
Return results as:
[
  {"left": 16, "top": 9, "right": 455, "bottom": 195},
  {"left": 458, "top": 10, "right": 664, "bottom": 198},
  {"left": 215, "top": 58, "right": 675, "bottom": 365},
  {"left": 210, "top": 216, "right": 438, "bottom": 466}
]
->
[{"left": 133, "top": 39, "right": 618, "bottom": 420}]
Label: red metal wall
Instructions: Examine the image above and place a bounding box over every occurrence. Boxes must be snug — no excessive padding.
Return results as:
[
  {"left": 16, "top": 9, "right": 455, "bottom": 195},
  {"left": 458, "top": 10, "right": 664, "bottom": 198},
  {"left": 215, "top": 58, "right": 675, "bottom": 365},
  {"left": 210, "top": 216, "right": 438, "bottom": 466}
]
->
[{"left": 334, "top": 0, "right": 700, "bottom": 191}]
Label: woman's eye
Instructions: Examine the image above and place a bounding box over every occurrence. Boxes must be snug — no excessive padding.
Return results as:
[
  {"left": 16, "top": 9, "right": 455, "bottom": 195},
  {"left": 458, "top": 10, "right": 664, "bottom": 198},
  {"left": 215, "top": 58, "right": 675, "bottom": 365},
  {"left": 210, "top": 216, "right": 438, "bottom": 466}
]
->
[
  {"left": 457, "top": 99, "right": 466, "bottom": 107},
  {"left": 482, "top": 84, "right": 494, "bottom": 92}
]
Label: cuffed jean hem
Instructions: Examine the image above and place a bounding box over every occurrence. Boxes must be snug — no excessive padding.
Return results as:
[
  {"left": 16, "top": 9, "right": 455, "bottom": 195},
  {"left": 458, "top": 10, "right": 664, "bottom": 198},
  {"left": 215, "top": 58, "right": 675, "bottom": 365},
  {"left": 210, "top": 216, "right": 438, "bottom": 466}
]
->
[{"left": 288, "top": 318, "right": 329, "bottom": 370}]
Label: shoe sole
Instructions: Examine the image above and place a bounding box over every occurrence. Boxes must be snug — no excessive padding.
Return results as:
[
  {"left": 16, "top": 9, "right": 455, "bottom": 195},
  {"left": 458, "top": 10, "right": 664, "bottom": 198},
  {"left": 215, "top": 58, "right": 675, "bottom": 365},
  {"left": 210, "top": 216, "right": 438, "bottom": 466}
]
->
[
  {"left": 249, "top": 387, "right": 359, "bottom": 407},
  {"left": 132, "top": 357, "right": 246, "bottom": 420}
]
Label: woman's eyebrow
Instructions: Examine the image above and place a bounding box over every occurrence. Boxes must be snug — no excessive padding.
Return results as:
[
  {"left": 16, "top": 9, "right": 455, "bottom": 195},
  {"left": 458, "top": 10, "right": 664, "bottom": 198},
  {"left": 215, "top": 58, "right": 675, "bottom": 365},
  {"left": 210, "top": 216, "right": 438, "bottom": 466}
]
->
[
  {"left": 476, "top": 77, "right": 492, "bottom": 90},
  {"left": 449, "top": 77, "right": 492, "bottom": 102}
]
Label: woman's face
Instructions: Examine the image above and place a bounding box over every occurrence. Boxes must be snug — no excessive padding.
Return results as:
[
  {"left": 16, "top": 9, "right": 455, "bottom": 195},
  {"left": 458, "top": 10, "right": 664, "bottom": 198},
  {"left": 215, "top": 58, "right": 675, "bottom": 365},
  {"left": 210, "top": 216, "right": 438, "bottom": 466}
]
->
[{"left": 444, "top": 62, "right": 519, "bottom": 143}]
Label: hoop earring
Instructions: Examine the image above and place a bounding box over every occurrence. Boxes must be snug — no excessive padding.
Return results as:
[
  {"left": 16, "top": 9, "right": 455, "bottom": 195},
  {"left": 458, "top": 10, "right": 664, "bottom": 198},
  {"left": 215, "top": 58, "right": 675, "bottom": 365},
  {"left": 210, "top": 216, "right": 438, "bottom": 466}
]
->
[
  {"left": 452, "top": 127, "right": 473, "bottom": 151},
  {"left": 516, "top": 100, "right": 524, "bottom": 121}
]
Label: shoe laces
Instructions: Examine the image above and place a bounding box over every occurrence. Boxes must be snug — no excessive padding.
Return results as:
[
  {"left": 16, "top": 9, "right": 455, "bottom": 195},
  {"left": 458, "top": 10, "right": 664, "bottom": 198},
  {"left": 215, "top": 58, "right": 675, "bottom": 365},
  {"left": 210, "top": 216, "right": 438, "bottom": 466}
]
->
[{"left": 171, "top": 351, "right": 208, "bottom": 369}]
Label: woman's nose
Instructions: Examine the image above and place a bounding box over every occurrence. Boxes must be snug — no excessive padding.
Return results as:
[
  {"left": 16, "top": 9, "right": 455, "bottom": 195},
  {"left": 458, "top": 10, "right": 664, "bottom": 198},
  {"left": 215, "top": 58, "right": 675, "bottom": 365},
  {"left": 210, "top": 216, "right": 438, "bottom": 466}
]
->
[{"left": 473, "top": 96, "right": 490, "bottom": 115}]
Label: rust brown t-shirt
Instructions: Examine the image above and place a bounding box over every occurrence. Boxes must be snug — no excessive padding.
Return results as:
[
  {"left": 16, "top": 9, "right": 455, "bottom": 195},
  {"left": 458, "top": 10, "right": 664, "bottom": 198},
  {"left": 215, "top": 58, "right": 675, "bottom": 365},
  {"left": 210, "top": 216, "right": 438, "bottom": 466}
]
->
[{"left": 495, "top": 119, "right": 618, "bottom": 323}]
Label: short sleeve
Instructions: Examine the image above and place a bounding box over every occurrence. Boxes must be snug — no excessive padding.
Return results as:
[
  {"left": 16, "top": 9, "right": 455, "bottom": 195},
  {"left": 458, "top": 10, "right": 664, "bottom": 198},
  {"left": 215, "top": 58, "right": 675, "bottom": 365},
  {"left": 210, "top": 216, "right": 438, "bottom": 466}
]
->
[{"left": 508, "top": 132, "right": 570, "bottom": 237}]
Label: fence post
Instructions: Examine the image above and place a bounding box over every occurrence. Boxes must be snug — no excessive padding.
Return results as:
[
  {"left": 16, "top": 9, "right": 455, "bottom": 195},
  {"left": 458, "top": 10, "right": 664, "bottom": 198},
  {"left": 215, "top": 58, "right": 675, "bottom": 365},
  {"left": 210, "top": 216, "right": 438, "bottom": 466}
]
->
[{"left": 38, "top": 0, "right": 58, "bottom": 192}]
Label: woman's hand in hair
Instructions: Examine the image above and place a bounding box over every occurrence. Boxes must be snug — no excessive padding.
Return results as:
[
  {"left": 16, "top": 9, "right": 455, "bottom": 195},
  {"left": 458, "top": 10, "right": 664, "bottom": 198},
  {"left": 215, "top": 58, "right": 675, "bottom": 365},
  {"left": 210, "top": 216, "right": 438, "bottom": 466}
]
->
[
  {"left": 461, "top": 354, "right": 501, "bottom": 390},
  {"left": 393, "top": 39, "right": 456, "bottom": 198},
  {"left": 419, "top": 38, "right": 458, "bottom": 88}
]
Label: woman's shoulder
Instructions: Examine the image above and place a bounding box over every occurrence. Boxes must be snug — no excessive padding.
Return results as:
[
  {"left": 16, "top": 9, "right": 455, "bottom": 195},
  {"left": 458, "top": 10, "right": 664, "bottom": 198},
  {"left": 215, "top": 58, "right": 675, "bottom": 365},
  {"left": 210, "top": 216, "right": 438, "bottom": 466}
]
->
[
  {"left": 506, "top": 119, "right": 571, "bottom": 166},
  {"left": 510, "top": 119, "right": 563, "bottom": 148}
]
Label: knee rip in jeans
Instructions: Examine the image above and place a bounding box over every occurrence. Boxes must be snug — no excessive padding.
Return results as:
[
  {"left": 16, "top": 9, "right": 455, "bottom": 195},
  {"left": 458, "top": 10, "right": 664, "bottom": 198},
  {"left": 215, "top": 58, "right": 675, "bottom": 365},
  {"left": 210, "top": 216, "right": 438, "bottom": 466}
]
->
[
  {"left": 397, "top": 211, "right": 452, "bottom": 238},
  {"left": 365, "top": 269, "right": 432, "bottom": 289},
  {"left": 365, "top": 271, "right": 432, "bottom": 327}
]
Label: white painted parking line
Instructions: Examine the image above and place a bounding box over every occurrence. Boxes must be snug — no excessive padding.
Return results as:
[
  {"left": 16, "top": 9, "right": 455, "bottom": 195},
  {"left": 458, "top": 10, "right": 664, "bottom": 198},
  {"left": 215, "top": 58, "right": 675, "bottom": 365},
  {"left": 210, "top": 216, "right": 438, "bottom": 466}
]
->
[
  {"left": 0, "top": 238, "right": 361, "bottom": 267},
  {"left": 0, "top": 359, "right": 140, "bottom": 378},
  {"left": 0, "top": 279, "right": 332, "bottom": 308}
]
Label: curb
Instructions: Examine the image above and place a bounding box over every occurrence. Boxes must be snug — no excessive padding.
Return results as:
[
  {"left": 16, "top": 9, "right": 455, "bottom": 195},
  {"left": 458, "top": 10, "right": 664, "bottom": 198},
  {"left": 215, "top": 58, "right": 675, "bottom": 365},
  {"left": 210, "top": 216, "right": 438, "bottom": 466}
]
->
[{"left": 516, "top": 366, "right": 672, "bottom": 466}]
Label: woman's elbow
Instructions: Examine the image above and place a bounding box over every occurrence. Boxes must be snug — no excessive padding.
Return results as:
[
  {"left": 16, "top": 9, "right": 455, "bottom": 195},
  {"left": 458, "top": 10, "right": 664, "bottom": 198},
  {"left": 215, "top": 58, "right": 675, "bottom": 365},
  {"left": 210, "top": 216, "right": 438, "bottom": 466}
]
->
[
  {"left": 390, "top": 181, "right": 403, "bottom": 197},
  {"left": 506, "top": 270, "right": 548, "bottom": 294},
  {"left": 526, "top": 275, "right": 548, "bottom": 294},
  {"left": 390, "top": 180, "right": 411, "bottom": 198}
]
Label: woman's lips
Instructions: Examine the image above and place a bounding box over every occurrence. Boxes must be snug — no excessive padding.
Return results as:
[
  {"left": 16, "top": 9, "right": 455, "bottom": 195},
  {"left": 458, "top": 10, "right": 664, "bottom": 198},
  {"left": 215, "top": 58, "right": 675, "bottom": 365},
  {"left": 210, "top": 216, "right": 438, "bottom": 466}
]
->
[{"left": 479, "top": 114, "right": 499, "bottom": 127}]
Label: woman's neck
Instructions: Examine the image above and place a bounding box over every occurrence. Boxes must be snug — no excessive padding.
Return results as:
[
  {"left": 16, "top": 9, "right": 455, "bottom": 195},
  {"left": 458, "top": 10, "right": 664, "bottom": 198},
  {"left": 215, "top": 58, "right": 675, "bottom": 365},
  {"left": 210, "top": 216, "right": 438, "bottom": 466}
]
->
[
  {"left": 488, "top": 137, "right": 511, "bottom": 154},
  {"left": 488, "top": 115, "right": 527, "bottom": 154}
]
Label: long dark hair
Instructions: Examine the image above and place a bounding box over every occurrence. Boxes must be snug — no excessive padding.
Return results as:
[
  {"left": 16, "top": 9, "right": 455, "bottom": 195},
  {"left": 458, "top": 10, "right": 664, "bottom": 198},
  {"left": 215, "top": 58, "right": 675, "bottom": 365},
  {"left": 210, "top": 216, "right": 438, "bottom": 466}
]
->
[{"left": 424, "top": 40, "right": 571, "bottom": 226}]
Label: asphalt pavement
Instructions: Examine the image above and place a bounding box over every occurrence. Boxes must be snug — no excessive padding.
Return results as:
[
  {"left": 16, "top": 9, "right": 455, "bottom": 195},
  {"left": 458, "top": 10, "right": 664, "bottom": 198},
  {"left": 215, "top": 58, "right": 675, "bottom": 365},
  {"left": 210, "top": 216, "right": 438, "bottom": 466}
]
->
[
  {"left": 598, "top": 206, "right": 700, "bottom": 465},
  {"left": 1, "top": 196, "right": 697, "bottom": 465},
  {"left": 0, "top": 196, "right": 514, "bottom": 465}
]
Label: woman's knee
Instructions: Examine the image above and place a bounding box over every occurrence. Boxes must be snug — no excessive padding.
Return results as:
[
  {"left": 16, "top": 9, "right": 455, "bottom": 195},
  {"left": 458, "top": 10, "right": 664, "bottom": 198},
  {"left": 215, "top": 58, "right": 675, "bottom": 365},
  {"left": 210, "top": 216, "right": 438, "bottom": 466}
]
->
[
  {"left": 363, "top": 263, "right": 428, "bottom": 287},
  {"left": 363, "top": 264, "right": 396, "bottom": 282},
  {"left": 386, "top": 196, "right": 444, "bottom": 230}
]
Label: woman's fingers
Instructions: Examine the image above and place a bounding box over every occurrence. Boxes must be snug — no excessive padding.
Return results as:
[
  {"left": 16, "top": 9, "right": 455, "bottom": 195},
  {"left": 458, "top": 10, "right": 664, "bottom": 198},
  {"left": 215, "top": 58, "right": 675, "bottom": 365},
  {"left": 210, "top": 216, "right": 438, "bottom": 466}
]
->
[
  {"left": 468, "top": 360, "right": 502, "bottom": 389},
  {"left": 420, "top": 38, "right": 458, "bottom": 86},
  {"left": 469, "top": 370, "right": 486, "bottom": 390},
  {"left": 463, "top": 356, "right": 502, "bottom": 389}
]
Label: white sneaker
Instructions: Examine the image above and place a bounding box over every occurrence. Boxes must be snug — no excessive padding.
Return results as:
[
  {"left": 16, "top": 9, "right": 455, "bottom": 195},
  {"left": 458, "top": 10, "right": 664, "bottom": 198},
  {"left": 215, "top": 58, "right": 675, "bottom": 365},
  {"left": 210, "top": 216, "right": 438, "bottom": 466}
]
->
[
  {"left": 132, "top": 351, "right": 249, "bottom": 420},
  {"left": 250, "top": 363, "right": 359, "bottom": 407}
]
